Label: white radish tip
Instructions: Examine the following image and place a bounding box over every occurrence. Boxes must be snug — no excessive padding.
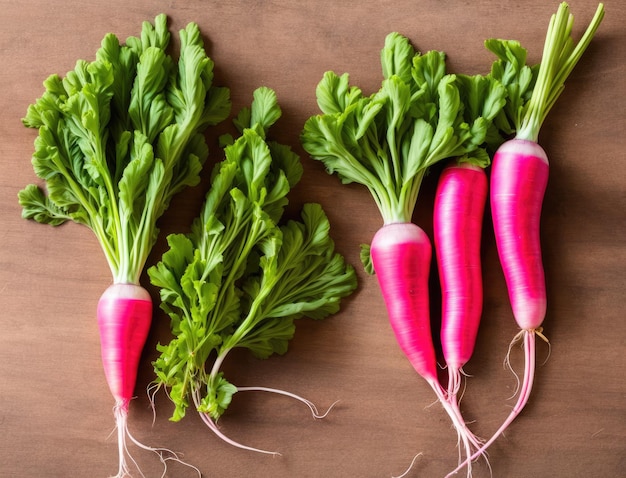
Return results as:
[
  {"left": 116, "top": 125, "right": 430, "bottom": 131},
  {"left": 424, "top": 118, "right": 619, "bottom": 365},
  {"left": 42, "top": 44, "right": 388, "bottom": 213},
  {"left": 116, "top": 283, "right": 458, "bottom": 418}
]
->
[
  {"left": 101, "top": 283, "right": 151, "bottom": 301},
  {"left": 499, "top": 139, "right": 549, "bottom": 164}
]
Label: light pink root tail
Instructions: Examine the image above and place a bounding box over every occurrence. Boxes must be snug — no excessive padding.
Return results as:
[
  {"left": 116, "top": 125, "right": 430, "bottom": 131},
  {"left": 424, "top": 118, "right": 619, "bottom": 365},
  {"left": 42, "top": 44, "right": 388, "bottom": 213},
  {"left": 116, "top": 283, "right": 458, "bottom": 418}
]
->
[
  {"left": 432, "top": 380, "right": 485, "bottom": 478},
  {"left": 110, "top": 400, "right": 201, "bottom": 478},
  {"left": 191, "top": 386, "right": 338, "bottom": 456},
  {"left": 392, "top": 378, "right": 485, "bottom": 478},
  {"left": 445, "top": 330, "right": 538, "bottom": 477}
]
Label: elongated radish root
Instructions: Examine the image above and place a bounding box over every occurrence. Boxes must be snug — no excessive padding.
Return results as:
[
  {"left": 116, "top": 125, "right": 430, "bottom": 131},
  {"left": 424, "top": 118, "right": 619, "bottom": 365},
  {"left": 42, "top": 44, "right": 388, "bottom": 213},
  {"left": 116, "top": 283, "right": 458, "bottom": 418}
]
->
[
  {"left": 370, "top": 223, "right": 482, "bottom": 475},
  {"left": 98, "top": 284, "right": 153, "bottom": 409},
  {"left": 434, "top": 162, "right": 489, "bottom": 473},
  {"left": 435, "top": 163, "right": 488, "bottom": 394},
  {"left": 371, "top": 223, "right": 437, "bottom": 383},
  {"left": 478, "top": 140, "right": 548, "bottom": 442},
  {"left": 491, "top": 141, "right": 549, "bottom": 331},
  {"left": 98, "top": 284, "right": 199, "bottom": 478}
]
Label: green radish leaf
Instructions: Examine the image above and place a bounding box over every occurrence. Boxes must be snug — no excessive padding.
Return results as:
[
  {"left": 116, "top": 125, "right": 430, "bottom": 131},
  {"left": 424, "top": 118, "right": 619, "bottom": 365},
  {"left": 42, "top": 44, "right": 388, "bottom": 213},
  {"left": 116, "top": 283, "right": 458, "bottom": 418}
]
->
[
  {"left": 19, "top": 14, "right": 232, "bottom": 284},
  {"left": 149, "top": 89, "right": 357, "bottom": 421}
]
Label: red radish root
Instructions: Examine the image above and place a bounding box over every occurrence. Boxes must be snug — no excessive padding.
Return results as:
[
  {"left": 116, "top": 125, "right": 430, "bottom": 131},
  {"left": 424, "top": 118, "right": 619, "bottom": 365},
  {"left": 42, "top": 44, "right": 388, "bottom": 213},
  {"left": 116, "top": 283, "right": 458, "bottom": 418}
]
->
[
  {"left": 370, "top": 223, "right": 482, "bottom": 475},
  {"left": 98, "top": 284, "right": 199, "bottom": 477}
]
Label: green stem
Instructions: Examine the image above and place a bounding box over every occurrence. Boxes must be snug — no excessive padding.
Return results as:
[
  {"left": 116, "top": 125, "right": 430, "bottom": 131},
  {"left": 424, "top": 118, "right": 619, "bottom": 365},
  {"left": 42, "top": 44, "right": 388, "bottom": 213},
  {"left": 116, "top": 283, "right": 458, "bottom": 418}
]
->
[
  {"left": 517, "top": 2, "right": 605, "bottom": 142},
  {"left": 51, "top": 148, "right": 120, "bottom": 276},
  {"left": 399, "top": 168, "right": 426, "bottom": 223},
  {"left": 220, "top": 291, "right": 269, "bottom": 353}
]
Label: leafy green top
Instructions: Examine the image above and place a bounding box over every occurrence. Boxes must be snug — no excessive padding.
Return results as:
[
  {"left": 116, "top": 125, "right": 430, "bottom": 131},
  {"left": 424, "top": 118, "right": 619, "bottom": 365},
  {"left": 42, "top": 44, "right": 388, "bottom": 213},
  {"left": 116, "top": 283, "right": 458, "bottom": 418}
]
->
[
  {"left": 515, "top": 2, "right": 605, "bottom": 142},
  {"left": 147, "top": 88, "right": 357, "bottom": 421},
  {"left": 482, "top": 39, "right": 537, "bottom": 140},
  {"left": 18, "top": 14, "right": 231, "bottom": 284},
  {"left": 301, "top": 32, "right": 505, "bottom": 225}
]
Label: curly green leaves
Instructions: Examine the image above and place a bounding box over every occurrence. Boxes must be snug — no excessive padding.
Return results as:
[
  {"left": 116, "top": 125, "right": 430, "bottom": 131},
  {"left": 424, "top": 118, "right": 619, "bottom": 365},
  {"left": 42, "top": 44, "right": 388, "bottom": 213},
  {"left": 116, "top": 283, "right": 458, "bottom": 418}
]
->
[
  {"left": 302, "top": 32, "right": 510, "bottom": 225},
  {"left": 149, "top": 89, "right": 357, "bottom": 421},
  {"left": 19, "top": 15, "right": 231, "bottom": 284}
]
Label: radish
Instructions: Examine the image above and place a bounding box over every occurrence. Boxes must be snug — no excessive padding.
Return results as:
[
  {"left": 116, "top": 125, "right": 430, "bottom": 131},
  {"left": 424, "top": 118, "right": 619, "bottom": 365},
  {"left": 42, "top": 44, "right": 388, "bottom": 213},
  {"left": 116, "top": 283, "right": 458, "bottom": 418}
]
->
[
  {"left": 97, "top": 284, "right": 164, "bottom": 477},
  {"left": 18, "top": 15, "right": 231, "bottom": 476},
  {"left": 447, "top": 3, "right": 605, "bottom": 475},
  {"left": 302, "top": 32, "right": 501, "bottom": 474},
  {"left": 432, "top": 159, "right": 492, "bottom": 477},
  {"left": 434, "top": 162, "right": 488, "bottom": 398},
  {"left": 97, "top": 284, "right": 153, "bottom": 415},
  {"left": 433, "top": 71, "right": 507, "bottom": 407},
  {"left": 371, "top": 222, "right": 486, "bottom": 477},
  {"left": 428, "top": 71, "right": 508, "bottom": 475},
  {"left": 370, "top": 223, "right": 437, "bottom": 383}
]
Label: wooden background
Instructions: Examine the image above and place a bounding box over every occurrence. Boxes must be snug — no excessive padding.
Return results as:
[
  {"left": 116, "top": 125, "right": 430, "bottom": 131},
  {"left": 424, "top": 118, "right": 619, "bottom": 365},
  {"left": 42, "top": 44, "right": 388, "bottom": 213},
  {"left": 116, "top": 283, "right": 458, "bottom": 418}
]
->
[{"left": 0, "top": 1, "right": 624, "bottom": 477}]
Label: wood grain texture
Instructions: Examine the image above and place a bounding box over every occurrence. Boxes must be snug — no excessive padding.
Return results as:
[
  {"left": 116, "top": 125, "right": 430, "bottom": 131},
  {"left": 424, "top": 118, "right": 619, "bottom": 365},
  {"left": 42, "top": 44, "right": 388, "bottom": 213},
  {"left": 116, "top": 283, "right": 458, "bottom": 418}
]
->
[{"left": 0, "top": 1, "right": 624, "bottom": 477}]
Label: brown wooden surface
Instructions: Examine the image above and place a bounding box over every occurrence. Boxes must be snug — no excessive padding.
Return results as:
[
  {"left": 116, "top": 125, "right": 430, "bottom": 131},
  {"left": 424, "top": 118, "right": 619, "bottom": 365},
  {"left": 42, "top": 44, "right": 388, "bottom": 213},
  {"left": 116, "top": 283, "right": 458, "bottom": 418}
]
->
[{"left": 1, "top": 1, "right": 624, "bottom": 477}]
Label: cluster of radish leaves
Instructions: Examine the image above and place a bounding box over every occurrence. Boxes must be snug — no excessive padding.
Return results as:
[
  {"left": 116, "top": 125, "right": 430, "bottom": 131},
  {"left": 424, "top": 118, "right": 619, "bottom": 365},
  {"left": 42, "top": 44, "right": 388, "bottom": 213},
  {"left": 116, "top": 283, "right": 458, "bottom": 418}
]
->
[
  {"left": 303, "top": 33, "right": 511, "bottom": 271},
  {"left": 19, "top": 14, "right": 231, "bottom": 285},
  {"left": 148, "top": 86, "right": 357, "bottom": 453}
]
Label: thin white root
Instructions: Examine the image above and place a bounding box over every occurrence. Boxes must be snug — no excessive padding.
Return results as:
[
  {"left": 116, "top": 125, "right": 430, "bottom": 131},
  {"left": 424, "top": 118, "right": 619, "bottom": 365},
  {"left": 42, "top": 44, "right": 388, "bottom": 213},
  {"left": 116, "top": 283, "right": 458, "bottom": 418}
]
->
[
  {"left": 191, "top": 388, "right": 282, "bottom": 456},
  {"left": 146, "top": 382, "right": 161, "bottom": 427},
  {"left": 432, "top": 378, "right": 494, "bottom": 478},
  {"left": 109, "top": 400, "right": 201, "bottom": 478},
  {"left": 447, "top": 368, "right": 463, "bottom": 398},
  {"left": 236, "top": 386, "right": 340, "bottom": 418},
  {"left": 391, "top": 453, "right": 423, "bottom": 478},
  {"left": 190, "top": 385, "right": 338, "bottom": 456},
  {"left": 503, "top": 330, "right": 525, "bottom": 399},
  {"left": 457, "top": 368, "right": 473, "bottom": 406},
  {"left": 445, "top": 330, "right": 538, "bottom": 478}
]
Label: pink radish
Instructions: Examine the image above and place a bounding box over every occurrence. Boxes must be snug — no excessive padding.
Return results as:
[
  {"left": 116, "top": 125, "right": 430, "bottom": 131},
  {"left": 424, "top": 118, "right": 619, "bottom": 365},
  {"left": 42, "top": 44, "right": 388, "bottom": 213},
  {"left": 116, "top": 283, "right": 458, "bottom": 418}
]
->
[
  {"left": 18, "top": 16, "right": 232, "bottom": 476},
  {"left": 97, "top": 284, "right": 153, "bottom": 477},
  {"left": 97, "top": 283, "right": 200, "bottom": 477},
  {"left": 447, "top": 3, "right": 605, "bottom": 475},
  {"left": 371, "top": 223, "right": 437, "bottom": 382},
  {"left": 370, "top": 222, "right": 482, "bottom": 476},
  {"left": 433, "top": 162, "right": 489, "bottom": 476},
  {"left": 98, "top": 284, "right": 153, "bottom": 410},
  {"left": 434, "top": 162, "right": 488, "bottom": 396},
  {"left": 491, "top": 140, "right": 549, "bottom": 331}
]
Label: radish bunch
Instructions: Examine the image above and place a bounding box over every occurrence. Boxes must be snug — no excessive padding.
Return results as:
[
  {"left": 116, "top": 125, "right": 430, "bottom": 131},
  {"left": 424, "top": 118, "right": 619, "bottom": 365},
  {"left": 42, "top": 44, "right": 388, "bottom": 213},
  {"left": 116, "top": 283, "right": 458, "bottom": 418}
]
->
[
  {"left": 302, "top": 32, "right": 506, "bottom": 473},
  {"left": 448, "top": 3, "right": 605, "bottom": 475},
  {"left": 303, "top": 2, "right": 605, "bottom": 476},
  {"left": 19, "top": 15, "right": 231, "bottom": 477}
]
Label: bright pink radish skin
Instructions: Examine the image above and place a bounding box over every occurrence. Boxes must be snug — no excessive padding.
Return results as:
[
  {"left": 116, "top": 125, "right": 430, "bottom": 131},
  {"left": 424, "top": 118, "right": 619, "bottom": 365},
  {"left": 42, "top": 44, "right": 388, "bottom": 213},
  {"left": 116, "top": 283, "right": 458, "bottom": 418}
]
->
[
  {"left": 491, "top": 139, "right": 549, "bottom": 330},
  {"left": 446, "top": 138, "right": 549, "bottom": 477},
  {"left": 434, "top": 163, "right": 488, "bottom": 476},
  {"left": 434, "top": 163, "right": 488, "bottom": 392},
  {"left": 370, "top": 223, "right": 482, "bottom": 477},
  {"left": 97, "top": 284, "right": 200, "bottom": 478},
  {"left": 370, "top": 223, "right": 438, "bottom": 383},
  {"left": 97, "top": 284, "right": 153, "bottom": 478},
  {"left": 98, "top": 283, "right": 153, "bottom": 409}
]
